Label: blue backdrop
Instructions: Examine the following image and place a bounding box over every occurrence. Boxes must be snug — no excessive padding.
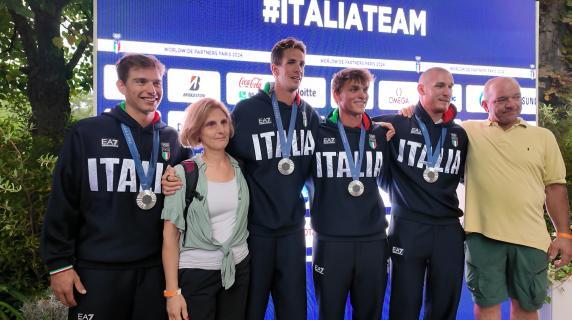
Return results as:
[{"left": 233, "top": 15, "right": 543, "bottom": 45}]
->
[{"left": 96, "top": 1, "right": 537, "bottom": 318}]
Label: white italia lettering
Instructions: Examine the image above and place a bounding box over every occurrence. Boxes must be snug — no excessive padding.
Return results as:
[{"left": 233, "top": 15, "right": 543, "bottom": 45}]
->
[
  {"left": 337, "top": 152, "right": 351, "bottom": 178},
  {"left": 100, "top": 158, "right": 120, "bottom": 191},
  {"left": 304, "top": 130, "right": 315, "bottom": 155},
  {"left": 323, "top": 151, "right": 336, "bottom": 178},
  {"left": 316, "top": 152, "right": 323, "bottom": 178},
  {"left": 260, "top": 131, "right": 275, "bottom": 159},
  {"left": 315, "top": 151, "right": 383, "bottom": 178},
  {"left": 416, "top": 146, "right": 427, "bottom": 169},
  {"left": 252, "top": 134, "right": 262, "bottom": 161},
  {"left": 154, "top": 164, "right": 163, "bottom": 193},
  {"left": 304, "top": 0, "right": 323, "bottom": 27},
  {"left": 433, "top": 151, "right": 444, "bottom": 173},
  {"left": 345, "top": 3, "right": 363, "bottom": 30},
  {"left": 395, "top": 139, "right": 463, "bottom": 176},
  {"left": 86, "top": 158, "right": 164, "bottom": 193},
  {"left": 444, "top": 149, "right": 454, "bottom": 174},
  {"left": 373, "top": 151, "right": 383, "bottom": 177},
  {"left": 251, "top": 130, "right": 315, "bottom": 161},
  {"left": 88, "top": 158, "right": 98, "bottom": 191},
  {"left": 323, "top": 0, "right": 337, "bottom": 28},
  {"left": 365, "top": 150, "right": 372, "bottom": 177},
  {"left": 291, "top": 130, "right": 300, "bottom": 156},
  {"left": 407, "top": 141, "right": 422, "bottom": 166},
  {"left": 450, "top": 150, "right": 461, "bottom": 174},
  {"left": 117, "top": 159, "right": 136, "bottom": 192},
  {"left": 397, "top": 139, "right": 406, "bottom": 163}
]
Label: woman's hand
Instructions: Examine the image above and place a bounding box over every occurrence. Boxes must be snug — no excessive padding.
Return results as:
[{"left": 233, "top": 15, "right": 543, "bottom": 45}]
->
[{"left": 167, "top": 294, "right": 189, "bottom": 320}]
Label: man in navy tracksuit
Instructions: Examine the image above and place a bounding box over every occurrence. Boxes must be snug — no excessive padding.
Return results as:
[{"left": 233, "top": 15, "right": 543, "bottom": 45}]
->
[
  {"left": 377, "top": 67, "right": 468, "bottom": 319},
  {"left": 309, "top": 68, "right": 390, "bottom": 319},
  {"left": 41, "top": 55, "right": 187, "bottom": 320},
  {"left": 226, "top": 37, "right": 320, "bottom": 319}
]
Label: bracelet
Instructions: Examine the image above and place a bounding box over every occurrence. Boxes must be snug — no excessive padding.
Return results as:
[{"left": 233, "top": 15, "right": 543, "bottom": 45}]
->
[
  {"left": 556, "top": 232, "right": 572, "bottom": 240},
  {"left": 49, "top": 265, "right": 73, "bottom": 276},
  {"left": 163, "top": 288, "right": 181, "bottom": 298}
]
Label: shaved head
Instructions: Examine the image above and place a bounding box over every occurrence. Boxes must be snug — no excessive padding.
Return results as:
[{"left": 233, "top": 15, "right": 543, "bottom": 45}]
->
[
  {"left": 483, "top": 77, "right": 520, "bottom": 100},
  {"left": 417, "top": 67, "right": 454, "bottom": 121},
  {"left": 419, "top": 67, "right": 452, "bottom": 85}
]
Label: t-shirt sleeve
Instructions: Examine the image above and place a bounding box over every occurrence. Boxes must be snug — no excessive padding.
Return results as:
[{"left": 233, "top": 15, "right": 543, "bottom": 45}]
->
[
  {"left": 161, "top": 164, "right": 188, "bottom": 230},
  {"left": 543, "top": 130, "right": 566, "bottom": 185}
]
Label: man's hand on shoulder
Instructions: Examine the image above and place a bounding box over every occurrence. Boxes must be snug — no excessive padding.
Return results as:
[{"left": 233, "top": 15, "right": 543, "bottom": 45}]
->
[
  {"left": 377, "top": 122, "right": 395, "bottom": 141},
  {"left": 398, "top": 104, "right": 416, "bottom": 118},
  {"left": 162, "top": 165, "right": 182, "bottom": 196},
  {"left": 50, "top": 268, "right": 86, "bottom": 307}
]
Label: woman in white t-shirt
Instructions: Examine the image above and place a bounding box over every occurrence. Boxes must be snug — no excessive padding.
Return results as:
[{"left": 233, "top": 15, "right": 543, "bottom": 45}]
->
[{"left": 161, "top": 98, "right": 249, "bottom": 320}]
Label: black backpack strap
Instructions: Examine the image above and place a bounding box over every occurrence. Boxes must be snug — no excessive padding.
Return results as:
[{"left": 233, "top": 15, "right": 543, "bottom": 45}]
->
[{"left": 180, "top": 160, "right": 202, "bottom": 240}]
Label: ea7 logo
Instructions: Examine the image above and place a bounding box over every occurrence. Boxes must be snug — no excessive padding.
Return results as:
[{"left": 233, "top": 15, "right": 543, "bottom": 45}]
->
[
  {"left": 258, "top": 117, "right": 272, "bottom": 125},
  {"left": 410, "top": 128, "right": 422, "bottom": 135},
  {"left": 78, "top": 314, "right": 94, "bottom": 320},
  {"left": 323, "top": 137, "right": 335, "bottom": 144},
  {"left": 392, "top": 246, "right": 404, "bottom": 255},
  {"left": 314, "top": 265, "right": 325, "bottom": 275},
  {"left": 101, "top": 138, "right": 119, "bottom": 148}
]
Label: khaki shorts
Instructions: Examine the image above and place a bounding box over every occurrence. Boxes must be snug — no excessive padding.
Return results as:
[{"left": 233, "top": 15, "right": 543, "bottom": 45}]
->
[{"left": 465, "top": 233, "right": 548, "bottom": 311}]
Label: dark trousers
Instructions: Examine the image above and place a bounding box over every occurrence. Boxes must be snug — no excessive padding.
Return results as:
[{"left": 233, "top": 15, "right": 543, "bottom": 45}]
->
[
  {"left": 246, "top": 231, "right": 307, "bottom": 320},
  {"left": 69, "top": 265, "right": 167, "bottom": 320},
  {"left": 312, "top": 238, "right": 389, "bottom": 320},
  {"left": 179, "top": 256, "right": 250, "bottom": 320},
  {"left": 388, "top": 217, "right": 465, "bottom": 320}
]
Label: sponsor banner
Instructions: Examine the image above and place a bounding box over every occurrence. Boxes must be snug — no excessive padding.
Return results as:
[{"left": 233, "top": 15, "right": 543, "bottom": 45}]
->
[
  {"left": 466, "top": 85, "right": 536, "bottom": 115},
  {"left": 520, "top": 88, "right": 538, "bottom": 115},
  {"left": 378, "top": 81, "right": 462, "bottom": 111},
  {"left": 225, "top": 73, "right": 274, "bottom": 105},
  {"left": 330, "top": 79, "right": 375, "bottom": 109},
  {"left": 167, "top": 69, "right": 221, "bottom": 103},
  {"left": 299, "top": 77, "right": 327, "bottom": 108},
  {"left": 465, "top": 85, "right": 486, "bottom": 113},
  {"left": 103, "top": 65, "right": 123, "bottom": 100},
  {"left": 167, "top": 111, "right": 186, "bottom": 132},
  {"left": 226, "top": 73, "right": 327, "bottom": 108},
  {"left": 452, "top": 84, "right": 463, "bottom": 111},
  {"left": 378, "top": 81, "right": 418, "bottom": 110},
  {"left": 98, "top": 39, "right": 533, "bottom": 78}
]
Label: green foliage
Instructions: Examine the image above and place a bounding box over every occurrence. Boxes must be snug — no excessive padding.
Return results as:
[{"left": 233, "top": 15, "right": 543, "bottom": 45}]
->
[
  {"left": 0, "top": 1, "right": 93, "bottom": 98},
  {"left": 0, "top": 100, "right": 55, "bottom": 303},
  {"left": 539, "top": 103, "right": 572, "bottom": 282},
  {"left": 0, "top": 284, "right": 25, "bottom": 319},
  {"left": 539, "top": 103, "right": 572, "bottom": 213}
]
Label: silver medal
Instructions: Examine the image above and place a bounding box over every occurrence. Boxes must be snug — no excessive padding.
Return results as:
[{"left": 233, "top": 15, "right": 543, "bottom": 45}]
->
[
  {"left": 136, "top": 189, "right": 157, "bottom": 210},
  {"left": 278, "top": 158, "right": 295, "bottom": 175},
  {"left": 348, "top": 180, "right": 365, "bottom": 197},
  {"left": 423, "top": 167, "right": 439, "bottom": 183}
]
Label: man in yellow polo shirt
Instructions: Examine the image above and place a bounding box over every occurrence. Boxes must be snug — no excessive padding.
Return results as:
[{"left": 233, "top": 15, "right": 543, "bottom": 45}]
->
[{"left": 463, "top": 76, "right": 572, "bottom": 320}]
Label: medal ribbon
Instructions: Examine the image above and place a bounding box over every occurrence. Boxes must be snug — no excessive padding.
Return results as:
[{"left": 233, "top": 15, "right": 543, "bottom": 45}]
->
[
  {"left": 337, "top": 120, "right": 365, "bottom": 182},
  {"left": 121, "top": 123, "right": 160, "bottom": 191},
  {"left": 414, "top": 115, "right": 447, "bottom": 168},
  {"left": 271, "top": 93, "right": 298, "bottom": 159}
]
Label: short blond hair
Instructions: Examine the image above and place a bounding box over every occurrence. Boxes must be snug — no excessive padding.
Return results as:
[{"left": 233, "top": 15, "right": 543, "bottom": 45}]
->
[{"left": 179, "top": 98, "right": 234, "bottom": 147}]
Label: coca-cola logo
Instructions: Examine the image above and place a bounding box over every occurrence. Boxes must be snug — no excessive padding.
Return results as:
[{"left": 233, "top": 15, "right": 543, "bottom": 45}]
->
[{"left": 239, "top": 77, "right": 263, "bottom": 89}]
